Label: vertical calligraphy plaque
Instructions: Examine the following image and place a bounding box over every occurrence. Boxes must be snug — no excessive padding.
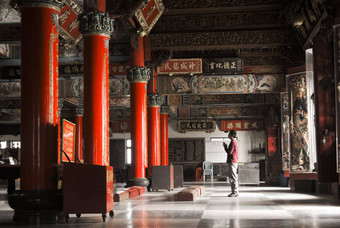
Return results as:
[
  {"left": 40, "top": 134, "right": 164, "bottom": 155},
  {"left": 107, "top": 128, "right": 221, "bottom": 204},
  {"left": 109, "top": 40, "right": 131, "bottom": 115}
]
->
[{"left": 62, "top": 119, "right": 76, "bottom": 162}]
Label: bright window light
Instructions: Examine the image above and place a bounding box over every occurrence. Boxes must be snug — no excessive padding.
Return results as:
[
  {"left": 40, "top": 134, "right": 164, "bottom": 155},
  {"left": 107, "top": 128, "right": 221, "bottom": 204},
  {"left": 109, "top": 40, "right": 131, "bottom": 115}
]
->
[
  {"left": 0, "top": 141, "right": 7, "bottom": 149},
  {"left": 126, "top": 148, "right": 131, "bottom": 164},
  {"left": 11, "top": 141, "right": 21, "bottom": 149},
  {"left": 127, "top": 139, "right": 131, "bottom": 147}
]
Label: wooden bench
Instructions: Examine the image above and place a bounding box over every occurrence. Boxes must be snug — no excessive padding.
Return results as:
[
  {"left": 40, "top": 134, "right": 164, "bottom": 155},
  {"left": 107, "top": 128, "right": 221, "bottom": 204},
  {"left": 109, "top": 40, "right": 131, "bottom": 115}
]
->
[
  {"left": 177, "top": 185, "right": 205, "bottom": 201},
  {"left": 114, "top": 190, "right": 130, "bottom": 202},
  {"left": 114, "top": 186, "right": 146, "bottom": 202}
]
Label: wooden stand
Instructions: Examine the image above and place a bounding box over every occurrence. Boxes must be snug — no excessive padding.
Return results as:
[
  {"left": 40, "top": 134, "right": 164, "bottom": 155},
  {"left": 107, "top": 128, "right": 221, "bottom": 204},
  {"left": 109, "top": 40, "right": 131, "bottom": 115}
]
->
[
  {"left": 151, "top": 166, "right": 174, "bottom": 191},
  {"left": 62, "top": 163, "right": 114, "bottom": 222}
]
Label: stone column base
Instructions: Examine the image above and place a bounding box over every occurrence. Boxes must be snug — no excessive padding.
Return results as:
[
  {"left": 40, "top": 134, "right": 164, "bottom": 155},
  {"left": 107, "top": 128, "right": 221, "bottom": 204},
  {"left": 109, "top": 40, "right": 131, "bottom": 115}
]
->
[{"left": 125, "top": 177, "right": 149, "bottom": 188}]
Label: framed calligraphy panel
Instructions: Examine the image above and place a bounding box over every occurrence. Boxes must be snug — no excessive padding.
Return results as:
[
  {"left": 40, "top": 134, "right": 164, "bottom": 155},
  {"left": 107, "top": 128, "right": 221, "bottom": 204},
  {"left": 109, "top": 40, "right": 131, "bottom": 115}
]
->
[
  {"left": 62, "top": 119, "right": 76, "bottom": 162},
  {"left": 157, "top": 59, "right": 202, "bottom": 75},
  {"left": 203, "top": 58, "right": 242, "bottom": 74},
  {"left": 220, "top": 119, "right": 264, "bottom": 131},
  {"left": 177, "top": 119, "right": 216, "bottom": 133}
]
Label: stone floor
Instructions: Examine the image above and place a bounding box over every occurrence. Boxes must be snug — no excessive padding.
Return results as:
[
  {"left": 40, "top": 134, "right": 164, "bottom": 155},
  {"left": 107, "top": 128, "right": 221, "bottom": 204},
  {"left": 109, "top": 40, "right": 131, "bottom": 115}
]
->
[{"left": 1, "top": 182, "right": 340, "bottom": 227}]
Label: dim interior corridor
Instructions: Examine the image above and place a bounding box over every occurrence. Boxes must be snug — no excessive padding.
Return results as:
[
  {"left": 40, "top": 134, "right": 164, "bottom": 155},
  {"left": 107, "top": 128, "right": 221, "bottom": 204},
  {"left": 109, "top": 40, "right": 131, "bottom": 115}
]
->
[{"left": 1, "top": 182, "right": 340, "bottom": 228}]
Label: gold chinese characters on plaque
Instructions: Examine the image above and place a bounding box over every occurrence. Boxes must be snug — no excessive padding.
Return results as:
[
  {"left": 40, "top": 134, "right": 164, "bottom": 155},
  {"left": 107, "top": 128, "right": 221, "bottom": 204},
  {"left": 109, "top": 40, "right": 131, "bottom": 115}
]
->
[{"left": 177, "top": 119, "right": 216, "bottom": 133}]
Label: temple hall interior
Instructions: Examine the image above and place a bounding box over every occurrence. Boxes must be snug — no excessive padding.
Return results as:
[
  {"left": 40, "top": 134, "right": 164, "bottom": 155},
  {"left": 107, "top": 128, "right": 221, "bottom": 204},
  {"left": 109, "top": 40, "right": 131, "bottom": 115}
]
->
[{"left": 1, "top": 0, "right": 340, "bottom": 227}]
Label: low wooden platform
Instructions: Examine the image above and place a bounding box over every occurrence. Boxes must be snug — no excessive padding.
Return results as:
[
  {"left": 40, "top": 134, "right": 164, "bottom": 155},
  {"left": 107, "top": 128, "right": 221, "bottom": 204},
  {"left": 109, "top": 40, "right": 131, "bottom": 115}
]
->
[{"left": 177, "top": 185, "right": 205, "bottom": 201}]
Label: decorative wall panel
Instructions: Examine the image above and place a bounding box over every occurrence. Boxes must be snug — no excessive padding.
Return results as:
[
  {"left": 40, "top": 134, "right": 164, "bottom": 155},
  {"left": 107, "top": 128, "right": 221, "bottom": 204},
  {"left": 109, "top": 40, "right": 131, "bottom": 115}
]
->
[
  {"left": 110, "top": 119, "right": 130, "bottom": 133},
  {"left": 164, "top": 0, "right": 280, "bottom": 8},
  {"left": 151, "top": 30, "right": 297, "bottom": 50},
  {"left": 159, "top": 74, "right": 284, "bottom": 94},
  {"left": 0, "top": 109, "right": 20, "bottom": 122},
  {"left": 0, "top": 82, "right": 20, "bottom": 98},
  {"left": 0, "top": 66, "right": 21, "bottom": 80},
  {"left": 209, "top": 106, "right": 259, "bottom": 117},
  {"left": 281, "top": 92, "right": 290, "bottom": 171},
  {"left": 192, "top": 75, "right": 257, "bottom": 93},
  {"left": 0, "top": 44, "right": 9, "bottom": 58},
  {"left": 153, "top": 11, "right": 284, "bottom": 33},
  {"left": 180, "top": 94, "right": 265, "bottom": 106},
  {"left": 0, "top": 100, "right": 20, "bottom": 109},
  {"left": 168, "top": 138, "right": 205, "bottom": 163},
  {"left": 109, "top": 97, "right": 130, "bottom": 106},
  {"left": 60, "top": 77, "right": 129, "bottom": 98},
  {"left": 287, "top": 73, "right": 310, "bottom": 172},
  {"left": 334, "top": 24, "right": 340, "bottom": 173},
  {"left": 178, "top": 107, "right": 190, "bottom": 117}
]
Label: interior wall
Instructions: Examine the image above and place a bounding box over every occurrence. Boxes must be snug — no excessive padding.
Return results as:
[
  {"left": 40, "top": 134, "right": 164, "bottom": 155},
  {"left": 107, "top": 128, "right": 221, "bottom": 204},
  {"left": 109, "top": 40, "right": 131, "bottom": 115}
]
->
[{"left": 111, "top": 119, "right": 266, "bottom": 163}]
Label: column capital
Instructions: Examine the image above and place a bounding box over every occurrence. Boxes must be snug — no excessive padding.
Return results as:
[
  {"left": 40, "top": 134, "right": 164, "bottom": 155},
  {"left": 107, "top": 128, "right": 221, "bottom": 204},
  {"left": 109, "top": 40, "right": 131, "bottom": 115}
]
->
[
  {"left": 79, "top": 11, "right": 114, "bottom": 37},
  {"left": 160, "top": 105, "right": 170, "bottom": 114},
  {"left": 127, "top": 67, "right": 151, "bottom": 83},
  {"left": 14, "top": 0, "right": 65, "bottom": 11},
  {"left": 74, "top": 107, "right": 83, "bottom": 116},
  {"left": 147, "top": 94, "right": 163, "bottom": 107}
]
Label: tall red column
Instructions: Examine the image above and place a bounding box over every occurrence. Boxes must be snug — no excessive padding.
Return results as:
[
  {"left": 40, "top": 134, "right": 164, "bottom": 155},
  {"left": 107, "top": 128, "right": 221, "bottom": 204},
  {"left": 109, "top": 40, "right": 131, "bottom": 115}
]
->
[
  {"left": 79, "top": 11, "right": 113, "bottom": 166},
  {"left": 127, "top": 36, "right": 150, "bottom": 187},
  {"left": 147, "top": 94, "right": 163, "bottom": 176},
  {"left": 75, "top": 107, "right": 83, "bottom": 162},
  {"left": 8, "top": 0, "right": 63, "bottom": 224},
  {"left": 160, "top": 105, "right": 169, "bottom": 166}
]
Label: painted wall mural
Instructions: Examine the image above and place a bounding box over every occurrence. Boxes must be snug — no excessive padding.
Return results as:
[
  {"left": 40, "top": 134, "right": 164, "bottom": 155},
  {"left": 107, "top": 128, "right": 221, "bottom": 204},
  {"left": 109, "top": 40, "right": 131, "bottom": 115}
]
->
[
  {"left": 166, "top": 94, "right": 266, "bottom": 106},
  {"left": 171, "top": 77, "right": 191, "bottom": 93},
  {"left": 60, "top": 77, "right": 129, "bottom": 98},
  {"left": 175, "top": 106, "right": 260, "bottom": 118},
  {"left": 192, "top": 74, "right": 257, "bottom": 93},
  {"left": 159, "top": 74, "right": 284, "bottom": 94},
  {"left": 287, "top": 73, "right": 310, "bottom": 172},
  {"left": 0, "top": 82, "right": 21, "bottom": 97}
]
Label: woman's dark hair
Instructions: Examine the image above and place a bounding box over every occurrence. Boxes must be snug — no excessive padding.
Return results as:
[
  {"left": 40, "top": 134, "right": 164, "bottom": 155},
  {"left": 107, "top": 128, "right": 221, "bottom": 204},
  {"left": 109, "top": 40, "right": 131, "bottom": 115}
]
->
[{"left": 229, "top": 130, "right": 237, "bottom": 138}]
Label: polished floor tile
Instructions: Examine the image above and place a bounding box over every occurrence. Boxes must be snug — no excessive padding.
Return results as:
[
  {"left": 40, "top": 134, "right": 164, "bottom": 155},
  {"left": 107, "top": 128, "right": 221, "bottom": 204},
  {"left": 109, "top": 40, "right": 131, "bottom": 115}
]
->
[{"left": 1, "top": 182, "right": 340, "bottom": 227}]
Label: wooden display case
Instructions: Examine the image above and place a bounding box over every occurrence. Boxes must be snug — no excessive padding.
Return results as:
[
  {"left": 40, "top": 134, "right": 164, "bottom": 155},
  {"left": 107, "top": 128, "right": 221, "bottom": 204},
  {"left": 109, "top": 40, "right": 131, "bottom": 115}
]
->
[
  {"left": 151, "top": 166, "right": 174, "bottom": 191},
  {"left": 62, "top": 163, "right": 114, "bottom": 222}
]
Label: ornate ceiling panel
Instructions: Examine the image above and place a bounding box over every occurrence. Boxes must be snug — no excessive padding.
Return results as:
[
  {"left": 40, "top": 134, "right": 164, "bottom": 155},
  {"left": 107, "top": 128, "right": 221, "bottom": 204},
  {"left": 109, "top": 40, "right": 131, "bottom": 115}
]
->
[
  {"left": 163, "top": 0, "right": 282, "bottom": 9},
  {"left": 150, "top": 30, "right": 298, "bottom": 51}
]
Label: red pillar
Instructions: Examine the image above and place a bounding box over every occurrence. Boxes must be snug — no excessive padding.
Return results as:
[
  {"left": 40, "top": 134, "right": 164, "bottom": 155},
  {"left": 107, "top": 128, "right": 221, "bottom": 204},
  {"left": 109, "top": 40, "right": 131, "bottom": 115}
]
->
[
  {"left": 147, "top": 94, "right": 163, "bottom": 176},
  {"left": 79, "top": 12, "right": 113, "bottom": 166},
  {"left": 127, "top": 36, "right": 150, "bottom": 187},
  {"left": 75, "top": 108, "right": 83, "bottom": 162},
  {"left": 8, "top": 1, "right": 63, "bottom": 224},
  {"left": 160, "top": 105, "right": 169, "bottom": 166}
]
